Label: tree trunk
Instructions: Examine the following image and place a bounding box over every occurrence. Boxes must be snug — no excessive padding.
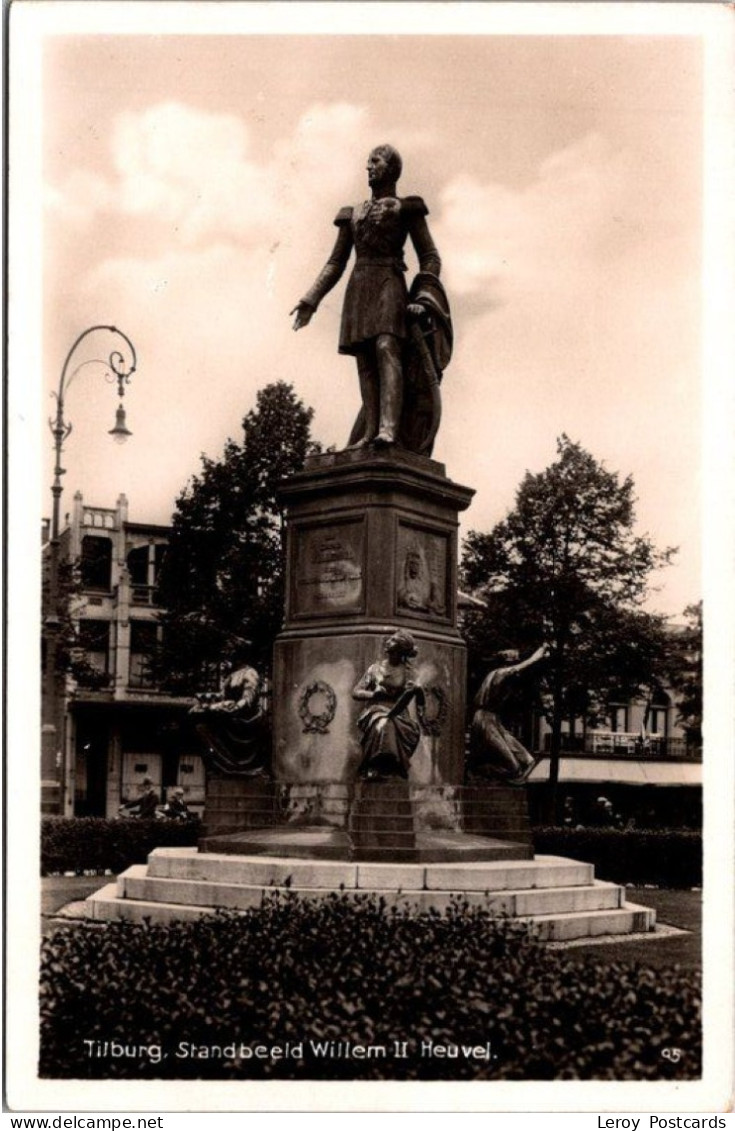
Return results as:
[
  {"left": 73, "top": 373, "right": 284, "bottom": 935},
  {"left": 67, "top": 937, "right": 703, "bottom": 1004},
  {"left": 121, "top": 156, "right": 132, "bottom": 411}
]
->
[{"left": 547, "top": 706, "right": 563, "bottom": 824}]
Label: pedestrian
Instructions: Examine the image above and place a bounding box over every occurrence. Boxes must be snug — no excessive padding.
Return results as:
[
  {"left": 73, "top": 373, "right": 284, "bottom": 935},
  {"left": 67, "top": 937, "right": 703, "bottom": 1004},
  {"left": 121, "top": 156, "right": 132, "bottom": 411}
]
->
[
  {"left": 118, "top": 777, "right": 159, "bottom": 820},
  {"left": 162, "top": 786, "right": 192, "bottom": 822}
]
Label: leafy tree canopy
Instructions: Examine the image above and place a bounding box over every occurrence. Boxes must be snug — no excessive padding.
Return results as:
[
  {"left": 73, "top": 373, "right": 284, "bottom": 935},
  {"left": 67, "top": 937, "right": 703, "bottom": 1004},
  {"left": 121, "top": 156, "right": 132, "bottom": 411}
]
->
[
  {"left": 665, "top": 600, "right": 702, "bottom": 743},
  {"left": 154, "top": 382, "right": 320, "bottom": 691},
  {"left": 460, "top": 436, "right": 676, "bottom": 771}
]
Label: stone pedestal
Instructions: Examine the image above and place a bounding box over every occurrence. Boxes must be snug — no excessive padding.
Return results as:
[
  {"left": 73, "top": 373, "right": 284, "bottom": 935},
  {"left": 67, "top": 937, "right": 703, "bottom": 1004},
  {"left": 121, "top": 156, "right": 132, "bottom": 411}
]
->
[
  {"left": 198, "top": 447, "right": 538, "bottom": 862},
  {"left": 349, "top": 779, "right": 417, "bottom": 860},
  {"left": 462, "top": 783, "right": 534, "bottom": 845},
  {"left": 273, "top": 447, "right": 474, "bottom": 786},
  {"left": 201, "top": 777, "right": 277, "bottom": 839}
]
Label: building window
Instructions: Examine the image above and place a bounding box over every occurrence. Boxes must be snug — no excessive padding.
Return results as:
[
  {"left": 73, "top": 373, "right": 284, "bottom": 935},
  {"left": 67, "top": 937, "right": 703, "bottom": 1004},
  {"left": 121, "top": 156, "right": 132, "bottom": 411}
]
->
[
  {"left": 197, "top": 659, "right": 228, "bottom": 694},
  {"left": 80, "top": 535, "right": 112, "bottom": 591},
  {"left": 127, "top": 545, "right": 149, "bottom": 587},
  {"left": 83, "top": 510, "right": 114, "bottom": 530},
  {"left": 609, "top": 705, "right": 628, "bottom": 733},
  {"left": 647, "top": 694, "right": 670, "bottom": 738},
  {"left": 128, "top": 542, "right": 167, "bottom": 605},
  {"left": 128, "top": 545, "right": 152, "bottom": 605},
  {"left": 77, "top": 620, "right": 110, "bottom": 675},
  {"left": 129, "top": 621, "right": 159, "bottom": 688}
]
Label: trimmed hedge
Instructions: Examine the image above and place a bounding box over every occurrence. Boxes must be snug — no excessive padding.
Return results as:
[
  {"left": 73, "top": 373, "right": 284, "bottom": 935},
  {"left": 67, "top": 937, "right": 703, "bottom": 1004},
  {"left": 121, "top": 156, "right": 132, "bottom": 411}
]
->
[
  {"left": 532, "top": 827, "right": 702, "bottom": 888},
  {"left": 40, "top": 892, "right": 700, "bottom": 1082},
  {"left": 41, "top": 817, "right": 200, "bottom": 876},
  {"left": 43, "top": 820, "right": 702, "bottom": 888}
]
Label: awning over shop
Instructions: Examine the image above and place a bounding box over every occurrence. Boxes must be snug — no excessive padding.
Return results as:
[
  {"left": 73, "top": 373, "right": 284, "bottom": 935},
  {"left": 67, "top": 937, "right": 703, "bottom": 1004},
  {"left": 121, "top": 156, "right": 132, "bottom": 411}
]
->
[{"left": 527, "top": 758, "right": 702, "bottom": 786}]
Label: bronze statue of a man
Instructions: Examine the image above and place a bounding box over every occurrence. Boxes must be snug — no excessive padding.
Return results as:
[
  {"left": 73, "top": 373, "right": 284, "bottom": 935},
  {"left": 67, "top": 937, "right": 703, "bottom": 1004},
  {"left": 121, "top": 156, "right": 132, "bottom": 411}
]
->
[{"left": 292, "top": 145, "right": 451, "bottom": 455}]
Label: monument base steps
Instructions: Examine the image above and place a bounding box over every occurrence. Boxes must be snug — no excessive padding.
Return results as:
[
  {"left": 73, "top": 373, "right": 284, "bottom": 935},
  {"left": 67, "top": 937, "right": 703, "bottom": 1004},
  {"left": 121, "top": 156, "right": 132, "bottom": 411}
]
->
[{"left": 86, "top": 848, "right": 656, "bottom": 941}]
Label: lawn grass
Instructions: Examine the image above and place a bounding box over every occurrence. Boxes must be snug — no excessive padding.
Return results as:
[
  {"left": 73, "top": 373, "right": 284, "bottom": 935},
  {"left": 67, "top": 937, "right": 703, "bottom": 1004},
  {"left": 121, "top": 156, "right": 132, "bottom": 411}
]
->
[
  {"left": 41, "top": 874, "right": 109, "bottom": 917},
  {"left": 554, "top": 887, "right": 701, "bottom": 969}
]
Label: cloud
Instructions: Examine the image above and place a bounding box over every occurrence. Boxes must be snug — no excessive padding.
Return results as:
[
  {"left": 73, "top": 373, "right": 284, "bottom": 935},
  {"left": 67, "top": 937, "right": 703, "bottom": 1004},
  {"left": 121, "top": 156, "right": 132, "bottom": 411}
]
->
[
  {"left": 46, "top": 100, "right": 374, "bottom": 248},
  {"left": 43, "top": 170, "right": 115, "bottom": 227},
  {"left": 435, "top": 132, "right": 636, "bottom": 302},
  {"left": 111, "top": 103, "right": 275, "bottom": 245},
  {"left": 44, "top": 98, "right": 396, "bottom": 485},
  {"left": 428, "top": 130, "right": 699, "bottom": 617}
]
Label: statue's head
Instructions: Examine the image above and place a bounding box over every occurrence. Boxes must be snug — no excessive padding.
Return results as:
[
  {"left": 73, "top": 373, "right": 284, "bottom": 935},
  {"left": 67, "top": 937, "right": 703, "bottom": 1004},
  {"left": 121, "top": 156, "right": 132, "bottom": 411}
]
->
[
  {"left": 367, "top": 144, "right": 403, "bottom": 187},
  {"left": 224, "top": 636, "right": 253, "bottom": 669},
  {"left": 383, "top": 628, "right": 417, "bottom": 661}
]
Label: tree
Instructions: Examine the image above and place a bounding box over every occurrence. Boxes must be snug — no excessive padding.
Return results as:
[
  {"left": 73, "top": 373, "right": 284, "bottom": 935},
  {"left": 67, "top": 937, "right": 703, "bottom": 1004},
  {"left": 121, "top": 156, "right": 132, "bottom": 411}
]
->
[
  {"left": 153, "top": 382, "right": 321, "bottom": 692},
  {"left": 42, "top": 553, "right": 113, "bottom": 690},
  {"left": 460, "top": 435, "right": 675, "bottom": 810},
  {"left": 666, "top": 601, "right": 703, "bottom": 745}
]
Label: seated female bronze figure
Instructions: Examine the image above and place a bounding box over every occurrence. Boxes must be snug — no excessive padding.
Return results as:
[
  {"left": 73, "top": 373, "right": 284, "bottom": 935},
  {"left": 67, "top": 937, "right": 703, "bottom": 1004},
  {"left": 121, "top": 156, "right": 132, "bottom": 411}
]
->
[{"left": 352, "top": 629, "right": 425, "bottom": 779}]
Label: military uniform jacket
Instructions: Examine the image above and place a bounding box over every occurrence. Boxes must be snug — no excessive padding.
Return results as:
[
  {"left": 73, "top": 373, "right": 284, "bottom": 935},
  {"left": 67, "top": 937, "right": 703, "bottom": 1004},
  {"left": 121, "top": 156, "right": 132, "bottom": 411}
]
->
[{"left": 301, "top": 195, "right": 441, "bottom": 356}]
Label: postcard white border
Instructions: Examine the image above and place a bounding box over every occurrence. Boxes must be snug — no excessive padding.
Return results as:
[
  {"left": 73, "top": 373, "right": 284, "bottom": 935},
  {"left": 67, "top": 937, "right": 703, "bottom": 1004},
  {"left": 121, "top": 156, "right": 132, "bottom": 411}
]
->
[{"left": 7, "top": 0, "right": 735, "bottom": 1115}]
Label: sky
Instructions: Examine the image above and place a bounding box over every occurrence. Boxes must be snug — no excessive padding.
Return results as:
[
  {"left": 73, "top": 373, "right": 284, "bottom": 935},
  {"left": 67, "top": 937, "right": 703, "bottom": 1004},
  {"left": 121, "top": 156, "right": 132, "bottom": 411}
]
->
[{"left": 32, "top": 12, "right": 709, "bottom": 617}]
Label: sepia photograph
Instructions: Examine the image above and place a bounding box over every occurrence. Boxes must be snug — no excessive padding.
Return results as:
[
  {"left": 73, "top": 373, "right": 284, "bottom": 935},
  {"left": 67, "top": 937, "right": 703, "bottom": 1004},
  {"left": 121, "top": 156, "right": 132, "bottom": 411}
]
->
[{"left": 7, "top": 0, "right": 734, "bottom": 1114}]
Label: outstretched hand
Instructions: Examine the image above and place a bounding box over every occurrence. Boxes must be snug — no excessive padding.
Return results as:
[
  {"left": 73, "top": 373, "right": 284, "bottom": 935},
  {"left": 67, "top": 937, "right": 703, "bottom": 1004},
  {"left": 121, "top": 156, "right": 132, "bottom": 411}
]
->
[{"left": 291, "top": 302, "right": 314, "bottom": 331}]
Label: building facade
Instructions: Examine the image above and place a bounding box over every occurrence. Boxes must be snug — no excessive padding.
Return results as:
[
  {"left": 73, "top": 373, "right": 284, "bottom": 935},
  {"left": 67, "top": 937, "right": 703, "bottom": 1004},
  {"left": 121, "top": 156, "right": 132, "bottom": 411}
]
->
[
  {"left": 43, "top": 492, "right": 207, "bottom": 817},
  {"left": 526, "top": 686, "right": 702, "bottom": 828},
  {"left": 457, "top": 601, "right": 702, "bottom": 828},
  {"left": 43, "top": 500, "right": 702, "bottom": 825}
]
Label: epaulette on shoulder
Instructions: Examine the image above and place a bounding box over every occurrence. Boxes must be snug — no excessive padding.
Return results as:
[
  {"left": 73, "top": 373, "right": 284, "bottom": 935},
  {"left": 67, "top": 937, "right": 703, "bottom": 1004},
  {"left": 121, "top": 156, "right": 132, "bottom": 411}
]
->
[
  {"left": 334, "top": 206, "right": 353, "bottom": 225},
  {"left": 401, "top": 195, "right": 428, "bottom": 215}
]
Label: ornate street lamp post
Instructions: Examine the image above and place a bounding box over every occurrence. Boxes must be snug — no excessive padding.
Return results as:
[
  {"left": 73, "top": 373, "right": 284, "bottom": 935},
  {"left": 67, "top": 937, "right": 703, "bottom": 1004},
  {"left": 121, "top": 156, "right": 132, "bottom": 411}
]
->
[{"left": 43, "top": 325, "right": 137, "bottom": 814}]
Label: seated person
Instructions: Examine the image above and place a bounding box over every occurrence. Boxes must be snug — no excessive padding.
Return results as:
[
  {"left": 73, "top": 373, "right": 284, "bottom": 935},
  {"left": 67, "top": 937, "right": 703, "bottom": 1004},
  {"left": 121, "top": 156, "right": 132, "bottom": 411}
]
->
[
  {"left": 162, "top": 786, "right": 193, "bottom": 821},
  {"left": 118, "top": 777, "right": 159, "bottom": 819}
]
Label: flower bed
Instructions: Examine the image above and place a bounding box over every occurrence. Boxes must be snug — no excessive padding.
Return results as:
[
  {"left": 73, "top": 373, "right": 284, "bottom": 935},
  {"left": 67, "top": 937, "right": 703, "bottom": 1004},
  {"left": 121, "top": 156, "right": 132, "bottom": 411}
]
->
[{"left": 40, "top": 892, "right": 700, "bottom": 1081}]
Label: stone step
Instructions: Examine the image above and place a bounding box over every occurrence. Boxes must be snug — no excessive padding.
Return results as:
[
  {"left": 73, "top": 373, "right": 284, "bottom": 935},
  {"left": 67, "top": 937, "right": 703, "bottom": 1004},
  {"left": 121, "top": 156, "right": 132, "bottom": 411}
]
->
[
  {"left": 423, "top": 856, "right": 594, "bottom": 890},
  {"left": 146, "top": 848, "right": 593, "bottom": 891},
  {"left": 519, "top": 902, "right": 656, "bottom": 942},
  {"left": 86, "top": 881, "right": 650, "bottom": 941},
  {"left": 87, "top": 882, "right": 212, "bottom": 925},
  {"left": 119, "top": 866, "right": 623, "bottom": 917}
]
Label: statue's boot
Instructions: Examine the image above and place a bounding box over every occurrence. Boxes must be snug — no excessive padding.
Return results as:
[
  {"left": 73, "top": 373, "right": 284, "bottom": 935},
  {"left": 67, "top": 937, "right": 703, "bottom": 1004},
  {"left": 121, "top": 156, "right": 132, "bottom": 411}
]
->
[
  {"left": 375, "top": 336, "right": 403, "bottom": 444},
  {"left": 347, "top": 358, "right": 380, "bottom": 448}
]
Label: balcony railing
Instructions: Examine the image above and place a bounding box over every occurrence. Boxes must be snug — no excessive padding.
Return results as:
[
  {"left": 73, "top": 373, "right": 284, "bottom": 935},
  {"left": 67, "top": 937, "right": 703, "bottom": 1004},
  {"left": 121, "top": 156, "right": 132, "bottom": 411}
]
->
[
  {"left": 543, "top": 730, "right": 701, "bottom": 761},
  {"left": 82, "top": 507, "right": 116, "bottom": 531}
]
